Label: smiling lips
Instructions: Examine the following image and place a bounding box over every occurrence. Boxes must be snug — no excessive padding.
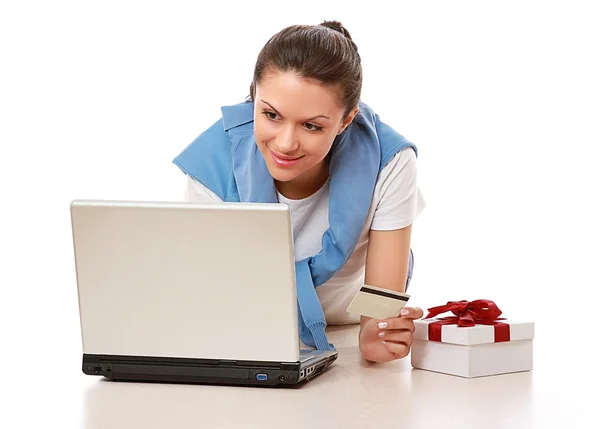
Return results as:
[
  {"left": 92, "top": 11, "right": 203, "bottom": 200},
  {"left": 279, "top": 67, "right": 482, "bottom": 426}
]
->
[{"left": 270, "top": 150, "right": 303, "bottom": 167}]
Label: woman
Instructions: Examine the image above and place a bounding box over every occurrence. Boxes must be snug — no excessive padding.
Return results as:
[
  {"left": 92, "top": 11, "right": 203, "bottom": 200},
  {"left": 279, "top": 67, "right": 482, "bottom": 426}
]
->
[{"left": 173, "top": 20, "right": 426, "bottom": 363}]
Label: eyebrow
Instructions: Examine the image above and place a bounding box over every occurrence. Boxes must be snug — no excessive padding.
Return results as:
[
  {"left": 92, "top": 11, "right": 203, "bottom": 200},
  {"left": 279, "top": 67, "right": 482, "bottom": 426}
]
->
[{"left": 260, "top": 99, "right": 331, "bottom": 121}]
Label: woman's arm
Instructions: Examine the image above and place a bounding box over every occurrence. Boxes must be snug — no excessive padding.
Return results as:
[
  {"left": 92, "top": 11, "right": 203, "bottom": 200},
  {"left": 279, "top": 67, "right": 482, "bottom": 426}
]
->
[
  {"left": 360, "top": 224, "right": 413, "bottom": 330},
  {"left": 364, "top": 226, "right": 412, "bottom": 293},
  {"left": 355, "top": 149, "right": 425, "bottom": 362},
  {"left": 358, "top": 225, "right": 423, "bottom": 362}
]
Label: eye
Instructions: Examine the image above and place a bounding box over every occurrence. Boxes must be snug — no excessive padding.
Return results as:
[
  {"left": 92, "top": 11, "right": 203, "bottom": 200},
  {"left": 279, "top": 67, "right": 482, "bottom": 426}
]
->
[
  {"left": 262, "top": 111, "right": 279, "bottom": 121},
  {"left": 304, "top": 122, "right": 323, "bottom": 132}
]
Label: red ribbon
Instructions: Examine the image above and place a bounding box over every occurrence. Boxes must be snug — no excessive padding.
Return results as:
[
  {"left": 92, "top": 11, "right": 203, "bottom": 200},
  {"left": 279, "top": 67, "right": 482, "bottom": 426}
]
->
[{"left": 423, "top": 299, "right": 510, "bottom": 343}]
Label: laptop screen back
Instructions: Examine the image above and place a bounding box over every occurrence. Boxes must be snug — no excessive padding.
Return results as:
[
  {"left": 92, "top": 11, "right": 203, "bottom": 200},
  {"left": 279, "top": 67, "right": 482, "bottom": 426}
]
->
[{"left": 71, "top": 200, "right": 300, "bottom": 363}]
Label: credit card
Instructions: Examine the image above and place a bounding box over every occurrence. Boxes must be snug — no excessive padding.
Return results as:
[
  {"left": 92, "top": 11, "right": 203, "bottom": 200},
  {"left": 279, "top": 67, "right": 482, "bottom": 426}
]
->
[{"left": 346, "top": 284, "right": 410, "bottom": 319}]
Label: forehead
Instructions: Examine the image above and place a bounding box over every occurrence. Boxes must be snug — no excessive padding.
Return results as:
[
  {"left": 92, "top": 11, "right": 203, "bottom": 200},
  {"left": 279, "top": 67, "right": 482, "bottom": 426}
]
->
[{"left": 256, "top": 70, "right": 345, "bottom": 119}]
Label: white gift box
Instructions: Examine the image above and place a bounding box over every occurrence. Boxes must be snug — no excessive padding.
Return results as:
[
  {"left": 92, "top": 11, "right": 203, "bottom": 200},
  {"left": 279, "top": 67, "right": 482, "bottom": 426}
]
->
[{"left": 411, "top": 318, "right": 535, "bottom": 378}]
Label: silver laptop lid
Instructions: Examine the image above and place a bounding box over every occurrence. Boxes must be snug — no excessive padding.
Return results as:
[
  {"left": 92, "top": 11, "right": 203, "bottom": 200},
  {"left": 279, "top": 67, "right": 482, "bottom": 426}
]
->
[{"left": 70, "top": 200, "right": 300, "bottom": 363}]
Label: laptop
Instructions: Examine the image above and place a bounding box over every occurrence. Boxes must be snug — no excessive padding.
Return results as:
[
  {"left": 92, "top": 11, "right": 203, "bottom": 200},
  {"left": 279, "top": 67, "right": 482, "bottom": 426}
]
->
[{"left": 70, "top": 199, "right": 337, "bottom": 386}]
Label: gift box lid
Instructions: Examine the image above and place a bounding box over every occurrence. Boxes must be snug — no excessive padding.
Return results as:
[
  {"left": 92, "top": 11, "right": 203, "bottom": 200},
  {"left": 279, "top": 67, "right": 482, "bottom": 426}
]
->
[{"left": 414, "top": 319, "right": 535, "bottom": 345}]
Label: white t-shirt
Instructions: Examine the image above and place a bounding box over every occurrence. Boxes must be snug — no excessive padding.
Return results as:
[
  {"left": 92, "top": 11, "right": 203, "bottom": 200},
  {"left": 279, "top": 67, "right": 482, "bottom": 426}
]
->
[{"left": 184, "top": 147, "right": 426, "bottom": 325}]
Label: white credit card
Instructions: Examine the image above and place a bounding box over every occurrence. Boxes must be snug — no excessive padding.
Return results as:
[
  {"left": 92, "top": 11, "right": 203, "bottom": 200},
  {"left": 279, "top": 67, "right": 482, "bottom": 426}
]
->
[{"left": 346, "top": 284, "right": 410, "bottom": 320}]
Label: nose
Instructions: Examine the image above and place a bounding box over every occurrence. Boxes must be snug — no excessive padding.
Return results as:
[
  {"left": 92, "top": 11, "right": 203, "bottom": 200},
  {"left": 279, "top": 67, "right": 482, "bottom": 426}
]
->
[{"left": 276, "top": 126, "right": 299, "bottom": 153}]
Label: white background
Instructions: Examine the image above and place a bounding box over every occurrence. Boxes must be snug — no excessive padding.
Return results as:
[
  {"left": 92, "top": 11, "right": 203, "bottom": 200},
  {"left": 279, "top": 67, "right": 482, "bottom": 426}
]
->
[{"left": 1, "top": 0, "right": 598, "bottom": 427}]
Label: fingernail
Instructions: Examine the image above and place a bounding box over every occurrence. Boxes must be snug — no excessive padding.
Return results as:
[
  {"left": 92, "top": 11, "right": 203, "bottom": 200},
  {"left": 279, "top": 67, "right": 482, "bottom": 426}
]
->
[
  {"left": 400, "top": 309, "right": 409, "bottom": 316},
  {"left": 378, "top": 321, "right": 388, "bottom": 329},
  {"left": 378, "top": 331, "right": 385, "bottom": 338}
]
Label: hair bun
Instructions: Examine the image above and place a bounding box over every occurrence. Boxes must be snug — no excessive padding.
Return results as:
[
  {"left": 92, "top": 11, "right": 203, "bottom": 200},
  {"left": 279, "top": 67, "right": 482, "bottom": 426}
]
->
[{"left": 319, "top": 20, "right": 353, "bottom": 41}]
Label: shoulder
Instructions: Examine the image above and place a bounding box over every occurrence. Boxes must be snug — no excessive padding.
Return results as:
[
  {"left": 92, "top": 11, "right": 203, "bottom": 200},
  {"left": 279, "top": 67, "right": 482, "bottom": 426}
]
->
[
  {"left": 172, "top": 101, "right": 255, "bottom": 179},
  {"left": 376, "top": 147, "right": 418, "bottom": 188},
  {"left": 172, "top": 117, "right": 231, "bottom": 187},
  {"left": 370, "top": 147, "right": 426, "bottom": 230},
  {"left": 172, "top": 101, "right": 255, "bottom": 200},
  {"left": 355, "top": 102, "right": 418, "bottom": 167},
  {"left": 174, "top": 117, "right": 229, "bottom": 160}
]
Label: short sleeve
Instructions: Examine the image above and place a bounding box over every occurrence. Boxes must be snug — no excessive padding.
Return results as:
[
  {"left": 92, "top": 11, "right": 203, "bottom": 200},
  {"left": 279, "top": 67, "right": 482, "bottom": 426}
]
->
[
  {"left": 370, "top": 148, "right": 426, "bottom": 230},
  {"left": 184, "top": 175, "right": 224, "bottom": 203}
]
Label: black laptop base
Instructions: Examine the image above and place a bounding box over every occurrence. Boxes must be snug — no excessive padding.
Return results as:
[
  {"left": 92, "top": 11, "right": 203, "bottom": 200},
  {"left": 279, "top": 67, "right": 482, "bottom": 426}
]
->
[{"left": 83, "top": 353, "right": 337, "bottom": 387}]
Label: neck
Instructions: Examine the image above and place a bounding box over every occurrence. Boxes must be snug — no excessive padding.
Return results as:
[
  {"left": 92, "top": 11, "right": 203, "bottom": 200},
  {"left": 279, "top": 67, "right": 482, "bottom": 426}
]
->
[{"left": 275, "top": 159, "right": 329, "bottom": 200}]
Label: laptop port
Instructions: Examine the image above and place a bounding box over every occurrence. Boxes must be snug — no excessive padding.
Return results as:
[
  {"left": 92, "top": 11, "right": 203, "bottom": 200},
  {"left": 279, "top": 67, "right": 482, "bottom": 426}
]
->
[{"left": 256, "top": 373, "right": 268, "bottom": 381}]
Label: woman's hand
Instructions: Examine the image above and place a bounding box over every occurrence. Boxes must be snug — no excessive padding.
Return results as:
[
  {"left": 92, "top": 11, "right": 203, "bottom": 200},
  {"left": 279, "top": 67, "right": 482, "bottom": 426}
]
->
[{"left": 358, "top": 307, "right": 424, "bottom": 363}]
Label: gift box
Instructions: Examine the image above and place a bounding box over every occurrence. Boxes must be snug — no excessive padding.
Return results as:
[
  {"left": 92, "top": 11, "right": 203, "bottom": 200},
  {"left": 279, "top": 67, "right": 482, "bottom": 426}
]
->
[{"left": 410, "top": 300, "right": 534, "bottom": 378}]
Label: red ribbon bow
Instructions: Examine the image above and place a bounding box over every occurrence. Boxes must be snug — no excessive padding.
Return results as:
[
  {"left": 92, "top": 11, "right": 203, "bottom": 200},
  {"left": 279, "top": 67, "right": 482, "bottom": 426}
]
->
[{"left": 423, "top": 299, "right": 510, "bottom": 342}]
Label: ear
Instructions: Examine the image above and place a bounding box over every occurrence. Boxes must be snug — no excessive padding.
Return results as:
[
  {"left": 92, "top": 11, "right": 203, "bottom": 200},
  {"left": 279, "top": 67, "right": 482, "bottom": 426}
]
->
[{"left": 338, "top": 105, "right": 360, "bottom": 134}]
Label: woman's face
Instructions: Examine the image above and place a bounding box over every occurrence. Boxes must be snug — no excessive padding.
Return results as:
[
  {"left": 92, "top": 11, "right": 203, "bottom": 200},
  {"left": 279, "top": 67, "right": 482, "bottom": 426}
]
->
[{"left": 253, "top": 70, "right": 357, "bottom": 195}]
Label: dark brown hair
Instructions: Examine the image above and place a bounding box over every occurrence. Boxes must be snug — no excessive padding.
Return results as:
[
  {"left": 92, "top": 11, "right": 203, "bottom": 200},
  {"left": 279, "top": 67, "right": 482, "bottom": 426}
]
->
[{"left": 249, "top": 20, "right": 362, "bottom": 119}]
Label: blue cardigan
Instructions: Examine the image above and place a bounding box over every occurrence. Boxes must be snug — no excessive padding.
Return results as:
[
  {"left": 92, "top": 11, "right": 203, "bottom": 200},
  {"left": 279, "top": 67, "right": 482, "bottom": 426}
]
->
[{"left": 173, "top": 101, "right": 417, "bottom": 350}]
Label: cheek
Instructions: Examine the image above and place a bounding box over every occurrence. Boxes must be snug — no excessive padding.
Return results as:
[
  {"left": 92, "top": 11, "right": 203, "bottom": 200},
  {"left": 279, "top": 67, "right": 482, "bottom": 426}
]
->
[
  {"left": 303, "top": 134, "right": 335, "bottom": 158},
  {"left": 254, "top": 119, "right": 276, "bottom": 144}
]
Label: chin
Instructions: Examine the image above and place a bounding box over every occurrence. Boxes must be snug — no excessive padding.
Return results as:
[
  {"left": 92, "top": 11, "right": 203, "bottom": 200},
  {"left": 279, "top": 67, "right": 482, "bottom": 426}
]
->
[{"left": 265, "top": 164, "right": 301, "bottom": 183}]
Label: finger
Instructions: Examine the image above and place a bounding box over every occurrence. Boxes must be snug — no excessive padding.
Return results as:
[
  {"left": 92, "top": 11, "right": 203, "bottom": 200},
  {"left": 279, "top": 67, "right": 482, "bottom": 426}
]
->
[
  {"left": 377, "top": 318, "right": 415, "bottom": 332},
  {"left": 399, "top": 306, "right": 424, "bottom": 320},
  {"left": 378, "top": 330, "right": 413, "bottom": 345},
  {"left": 382, "top": 340, "right": 410, "bottom": 359}
]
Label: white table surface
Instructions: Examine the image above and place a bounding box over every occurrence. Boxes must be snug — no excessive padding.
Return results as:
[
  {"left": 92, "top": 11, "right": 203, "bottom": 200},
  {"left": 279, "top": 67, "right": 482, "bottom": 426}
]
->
[{"left": 5, "top": 315, "right": 596, "bottom": 429}]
